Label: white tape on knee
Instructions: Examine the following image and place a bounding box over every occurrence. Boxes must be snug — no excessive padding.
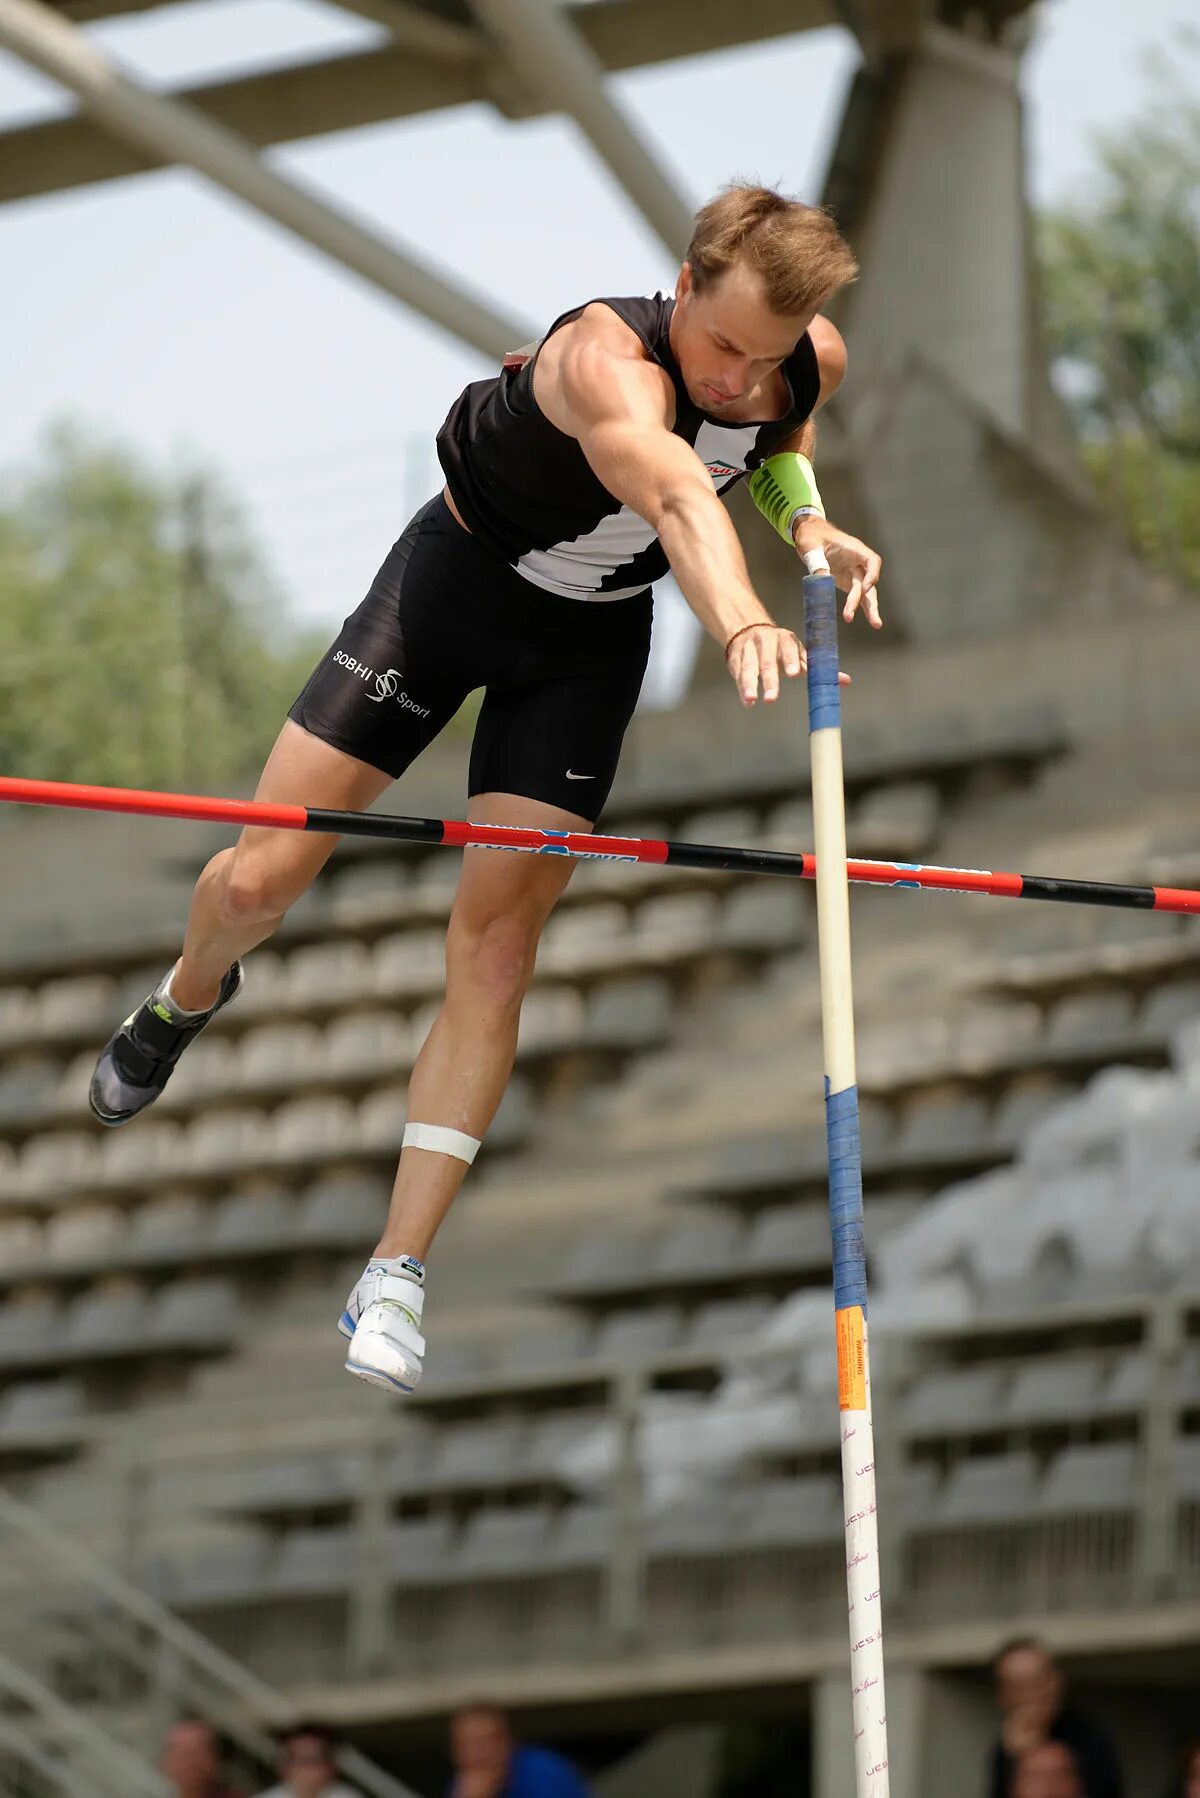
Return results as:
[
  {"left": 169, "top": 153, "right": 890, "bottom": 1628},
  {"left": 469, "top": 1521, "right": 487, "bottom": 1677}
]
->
[{"left": 402, "top": 1122, "right": 481, "bottom": 1165}]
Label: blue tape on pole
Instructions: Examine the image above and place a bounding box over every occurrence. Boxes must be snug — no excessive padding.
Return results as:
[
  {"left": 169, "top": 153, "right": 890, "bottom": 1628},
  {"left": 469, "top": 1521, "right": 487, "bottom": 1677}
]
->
[
  {"left": 825, "top": 1080, "right": 868, "bottom": 1315},
  {"left": 803, "top": 574, "right": 840, "bottom": 734}
]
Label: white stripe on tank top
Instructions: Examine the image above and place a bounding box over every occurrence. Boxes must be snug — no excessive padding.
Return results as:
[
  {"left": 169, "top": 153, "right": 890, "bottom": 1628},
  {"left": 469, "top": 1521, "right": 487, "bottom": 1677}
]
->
[{"left": 515, "top": 418, "right": 764, "bottom": 601}]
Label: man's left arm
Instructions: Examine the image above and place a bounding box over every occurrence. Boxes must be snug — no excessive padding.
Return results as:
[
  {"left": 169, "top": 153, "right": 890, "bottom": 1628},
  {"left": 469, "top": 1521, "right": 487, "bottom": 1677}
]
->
[{"left": 763, "top": 314, "right": 883, "bottom": 630}]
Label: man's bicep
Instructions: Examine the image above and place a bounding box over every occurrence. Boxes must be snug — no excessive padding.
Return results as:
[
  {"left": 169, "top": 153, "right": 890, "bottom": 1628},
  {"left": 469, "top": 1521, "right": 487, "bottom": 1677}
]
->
[
  {"left": 577, "top": 415, "right": 710, "bottom": 527},
  {"left": 551, "top": 335, "right": 710, "bottom": 525}
]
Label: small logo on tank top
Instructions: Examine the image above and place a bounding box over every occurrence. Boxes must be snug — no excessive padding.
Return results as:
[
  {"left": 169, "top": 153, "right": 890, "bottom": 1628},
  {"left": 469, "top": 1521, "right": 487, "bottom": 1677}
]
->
[{"left": 705, "top": 460, "right": 742, "bottom": 481}]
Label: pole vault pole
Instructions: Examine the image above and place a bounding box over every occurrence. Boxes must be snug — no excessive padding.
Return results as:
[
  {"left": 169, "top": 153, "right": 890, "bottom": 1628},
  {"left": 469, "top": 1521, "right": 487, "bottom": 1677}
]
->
[
  {"left": 1, "top": 775, "right": 1198, "bottom": 916},
  {"left": 804, "top": 571, "right": 888, "bottom": 1797}
]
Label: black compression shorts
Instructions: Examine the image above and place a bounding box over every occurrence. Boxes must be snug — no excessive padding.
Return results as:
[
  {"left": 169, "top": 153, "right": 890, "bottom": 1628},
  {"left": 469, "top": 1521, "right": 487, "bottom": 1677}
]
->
[{"left": 287, "top": 494, "right": 654, "bottom": 820}]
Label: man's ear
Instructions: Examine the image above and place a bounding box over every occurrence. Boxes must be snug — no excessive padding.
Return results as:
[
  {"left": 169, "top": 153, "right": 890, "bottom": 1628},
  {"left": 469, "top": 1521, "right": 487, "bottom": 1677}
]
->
[{"left": 676, "top": 261, "right": 693, "bottom": 304}]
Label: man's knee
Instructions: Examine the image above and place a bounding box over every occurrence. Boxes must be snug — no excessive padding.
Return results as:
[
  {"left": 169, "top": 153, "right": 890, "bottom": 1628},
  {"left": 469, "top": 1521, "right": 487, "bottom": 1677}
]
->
[
  {"left": 220, "top": 847, "right": 309, "bottom": 924},
  {"left": 447, "top": 910, "right": 542, "bottom": 1011}
]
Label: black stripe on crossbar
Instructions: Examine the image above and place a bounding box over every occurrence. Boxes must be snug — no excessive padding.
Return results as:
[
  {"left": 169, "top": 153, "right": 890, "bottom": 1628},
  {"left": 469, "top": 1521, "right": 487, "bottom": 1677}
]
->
[{"left": 1020, "top": 874, "right": 1156, "bottom": 909}]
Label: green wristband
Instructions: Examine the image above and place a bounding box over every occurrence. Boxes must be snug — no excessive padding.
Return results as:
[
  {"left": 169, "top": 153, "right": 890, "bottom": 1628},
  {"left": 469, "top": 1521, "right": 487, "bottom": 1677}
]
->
[{"left": 748, "top": 452, "right": 825, "bottom": 544}]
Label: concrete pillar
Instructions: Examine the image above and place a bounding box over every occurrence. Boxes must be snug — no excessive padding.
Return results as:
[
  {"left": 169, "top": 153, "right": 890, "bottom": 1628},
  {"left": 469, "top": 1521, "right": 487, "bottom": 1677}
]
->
[
  {"left": 814, "top": 1663, "right": 927, "bottom": 1798},
  {"left": 815, "top": 1664, "right": 999, "bottom": 1798},
  {"left": 919, "top": 1669, "right": 996, "bottom": 1798},
  {"left": 814, "top": 1669, "right": 858, "bottom": 1798},
  {"left": 801, "top": 22, "right": 1141, "bottom": 645},
  {"left": 833, "top": 26, "right": 1051, "bottom": 448},
  {"left": 595, "top": 1726, "right": 723, "bottom": 1798}
]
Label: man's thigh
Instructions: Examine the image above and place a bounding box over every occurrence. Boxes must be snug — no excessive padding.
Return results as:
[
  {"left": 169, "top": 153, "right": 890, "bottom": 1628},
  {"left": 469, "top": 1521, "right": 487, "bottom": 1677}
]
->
[
  {"left": 287, "top": 496, "right": 503, "bottom": 783},
  {"left": 467, "top": 589, "right": 652, "bottom": 821},
  {"left": 229, "top": 719, "right": 397, "bottom": 906}
]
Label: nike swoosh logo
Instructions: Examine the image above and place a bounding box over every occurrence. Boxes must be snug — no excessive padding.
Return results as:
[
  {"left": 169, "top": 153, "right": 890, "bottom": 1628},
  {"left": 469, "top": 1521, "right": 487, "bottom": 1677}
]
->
[{"left": 565, "top": 770, "right": 594, "bottom": 780}]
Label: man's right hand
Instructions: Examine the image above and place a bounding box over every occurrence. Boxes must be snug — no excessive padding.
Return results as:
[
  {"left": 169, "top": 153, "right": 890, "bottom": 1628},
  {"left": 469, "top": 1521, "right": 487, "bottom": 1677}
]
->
[{"left": 724, "top": 621, "right": 851, "bottom": 706}]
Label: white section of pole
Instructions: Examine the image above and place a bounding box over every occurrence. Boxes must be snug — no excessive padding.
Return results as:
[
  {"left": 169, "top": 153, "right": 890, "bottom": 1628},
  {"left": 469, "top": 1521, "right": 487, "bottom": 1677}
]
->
[{"left": 809, "top": 728, "right": 858, "bottom": 1094}]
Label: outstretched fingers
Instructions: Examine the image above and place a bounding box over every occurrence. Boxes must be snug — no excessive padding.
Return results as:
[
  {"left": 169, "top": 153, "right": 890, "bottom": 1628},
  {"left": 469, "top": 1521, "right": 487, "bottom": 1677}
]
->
[{"left": 728, "top": 625, "right": 850, "bottom": 703}]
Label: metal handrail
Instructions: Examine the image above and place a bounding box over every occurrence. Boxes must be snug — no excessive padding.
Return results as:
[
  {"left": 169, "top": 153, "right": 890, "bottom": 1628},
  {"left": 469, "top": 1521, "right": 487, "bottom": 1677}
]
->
[
  {"left": 0, "top": 1649, "right": 169, "bottom": 1797},
  {"left": 0, "top": 1488, "right": 419, "bottom": 1798},
  {"left": 0, "top": 1718, "right": 99, "bottom": 1798}
]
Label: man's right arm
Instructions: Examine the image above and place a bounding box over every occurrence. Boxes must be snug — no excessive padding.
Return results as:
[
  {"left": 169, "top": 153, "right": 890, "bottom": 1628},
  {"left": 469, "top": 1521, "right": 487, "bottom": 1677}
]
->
[{"left": 534, "top": 316, "right": 802, "bottom": 706}]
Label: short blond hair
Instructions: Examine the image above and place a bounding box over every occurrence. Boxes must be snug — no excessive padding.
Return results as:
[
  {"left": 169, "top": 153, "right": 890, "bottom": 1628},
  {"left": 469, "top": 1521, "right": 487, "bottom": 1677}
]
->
[{"left": 686, "top": 183, "right": 858, "bottom": 315}]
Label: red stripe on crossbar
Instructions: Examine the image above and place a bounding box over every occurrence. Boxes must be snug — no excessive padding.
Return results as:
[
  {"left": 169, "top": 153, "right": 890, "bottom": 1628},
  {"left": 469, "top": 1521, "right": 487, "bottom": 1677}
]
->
[
  {"left": 1153, "top": 886, "right": 1200, "bottom": 914},
  {"left": 845, "top": 860, "right": 1024, "bottom": 900},
  {"left": 0, "top": 776, "right": 309, "bottom": 832},
  {"left": 442, "top": 819, "right": 669, "bottom": 862}
]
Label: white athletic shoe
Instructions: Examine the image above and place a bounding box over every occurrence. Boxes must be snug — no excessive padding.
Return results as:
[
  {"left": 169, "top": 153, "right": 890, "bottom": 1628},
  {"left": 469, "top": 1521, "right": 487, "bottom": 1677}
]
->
[{"left": 340, "top": 1255, "right": 426, "bottom": 1394}]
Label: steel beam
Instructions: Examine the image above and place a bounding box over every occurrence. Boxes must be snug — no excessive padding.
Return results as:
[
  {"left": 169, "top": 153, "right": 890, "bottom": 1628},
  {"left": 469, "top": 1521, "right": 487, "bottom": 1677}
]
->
[
  {"left": 0, "top": 0, "right": 530, "bottom": 356},
  {"left": 0, "top": 0, "right": 834, "bottom": 205},
  {"left": 469, "top": 0, "right": 694, "bottom": 256}
]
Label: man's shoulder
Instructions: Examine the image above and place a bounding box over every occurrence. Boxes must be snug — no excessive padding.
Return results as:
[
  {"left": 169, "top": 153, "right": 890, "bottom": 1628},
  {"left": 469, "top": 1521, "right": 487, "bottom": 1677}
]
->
[{"left": 543, "top": 305, "right": 662, "bottom": 388}]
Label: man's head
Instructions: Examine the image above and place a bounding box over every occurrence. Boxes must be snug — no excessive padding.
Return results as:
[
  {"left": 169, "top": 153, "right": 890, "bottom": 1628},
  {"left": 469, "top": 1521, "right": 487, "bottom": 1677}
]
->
[
  {"left": 1012, "top": 1741, "right": 1085, "bottom": 1798},
  {"left": 670, "top": 183, "right": 858, "bottom": 415},
  {"left": 275, "top": 1722, "right": 339, "bottom": 1796},
  {"left": 993, "top": 1637, "right": 1065, "bottom": 1726},
  {"left": 160, "top": 1717, "right": 223, "bottom": 1795},
  {"left": 450, "top": 1704, "right": 515, "bottom": 1782}
]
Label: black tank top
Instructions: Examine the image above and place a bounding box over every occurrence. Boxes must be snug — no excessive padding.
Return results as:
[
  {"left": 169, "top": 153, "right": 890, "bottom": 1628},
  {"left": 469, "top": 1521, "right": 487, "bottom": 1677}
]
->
[{"left": 436, "top": 292, "right": 821, "bottom": 601}]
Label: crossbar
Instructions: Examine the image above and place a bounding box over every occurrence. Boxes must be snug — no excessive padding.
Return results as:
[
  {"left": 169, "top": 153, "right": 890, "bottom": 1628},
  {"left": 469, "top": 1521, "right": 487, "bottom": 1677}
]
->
[{"left": 1, "top": 774, "right": 1197, "bottom": 915}]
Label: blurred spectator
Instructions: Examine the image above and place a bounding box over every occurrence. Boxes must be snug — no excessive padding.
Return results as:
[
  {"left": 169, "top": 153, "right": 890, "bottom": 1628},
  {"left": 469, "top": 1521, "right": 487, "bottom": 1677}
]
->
[
  {"left": 448, "top": 1703, "right": 590, "bottom": 1798},
  {"left": 987, "top": 1639, "right": 1124, "bottom": 1798},
  {"left": 1013, "top": 1742, "right": 1085, "bottom": 1798},
  {"left": 255, "top": 1723, "right": 360, "bottom": 1797},
  {"left": 1166, "top": 1738, "right": 1200, "bottom": 1798},
  {"left": 161, "top": 1717, "right": 243, "bottom": 1798}
]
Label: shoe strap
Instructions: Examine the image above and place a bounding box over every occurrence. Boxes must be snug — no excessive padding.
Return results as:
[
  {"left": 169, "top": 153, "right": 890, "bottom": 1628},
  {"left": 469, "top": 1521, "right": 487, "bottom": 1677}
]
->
[
  {"left": 372, "top": 1269, "right": 425, "bottom": 1321},
  {"left": 113, "top": 1003, "right": 209, "bottom": 1084}
]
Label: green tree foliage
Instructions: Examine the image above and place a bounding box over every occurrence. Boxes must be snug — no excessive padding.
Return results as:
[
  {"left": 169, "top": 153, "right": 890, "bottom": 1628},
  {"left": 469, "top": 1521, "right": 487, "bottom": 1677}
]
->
[
  {"left": 1038, "top": 36, "right": 1200, "bottom": 587},
  {"left": 0, "top": 424, "right": 330, "bottom": 791}
]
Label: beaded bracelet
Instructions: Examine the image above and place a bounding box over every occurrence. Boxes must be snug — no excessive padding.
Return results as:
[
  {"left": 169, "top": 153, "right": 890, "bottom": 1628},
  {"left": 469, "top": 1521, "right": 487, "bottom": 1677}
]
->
[{"left": 724, "top": 621, "right": 775, "bottom": 660}]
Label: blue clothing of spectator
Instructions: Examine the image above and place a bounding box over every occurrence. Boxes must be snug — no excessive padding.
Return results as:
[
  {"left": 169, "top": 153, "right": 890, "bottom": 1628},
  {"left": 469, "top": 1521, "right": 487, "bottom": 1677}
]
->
[{"left": 447, "top": 1744, "right": 590, "bottom": 1797}]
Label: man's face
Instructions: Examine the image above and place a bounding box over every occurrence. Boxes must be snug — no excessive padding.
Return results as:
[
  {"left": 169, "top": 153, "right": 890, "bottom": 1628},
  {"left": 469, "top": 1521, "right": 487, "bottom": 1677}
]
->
[
  {"left": 279, "top": 1733, "right": 336, "bottom": 1796},
  {"left": 996, "top": 1646, "right": 1064, "bottom": 1725},
  {"left": 1012, "top": 1742, "right": 1084, "bottom": 1798},
  {"left": 161, "top": 1721, "right": 220, "bottom": 1791},
  {"left": 450, "top": 1708, "right": 513, "bottom": 1779},
  {"left": 671, "top": 259, "right": 815, "bottom": 416}
]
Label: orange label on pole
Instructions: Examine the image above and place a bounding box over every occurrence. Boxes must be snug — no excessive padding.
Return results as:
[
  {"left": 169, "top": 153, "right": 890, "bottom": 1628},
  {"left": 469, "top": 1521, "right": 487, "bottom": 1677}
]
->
[{"left": 836, "top": 1306, "right": 867, "bottom": 1412}]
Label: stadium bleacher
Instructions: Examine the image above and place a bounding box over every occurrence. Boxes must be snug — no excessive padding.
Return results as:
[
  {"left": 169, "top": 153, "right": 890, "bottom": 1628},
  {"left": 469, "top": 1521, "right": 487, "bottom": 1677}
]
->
[{"left": 1, "top": 670, "right": 1200, "bottom": 1796}]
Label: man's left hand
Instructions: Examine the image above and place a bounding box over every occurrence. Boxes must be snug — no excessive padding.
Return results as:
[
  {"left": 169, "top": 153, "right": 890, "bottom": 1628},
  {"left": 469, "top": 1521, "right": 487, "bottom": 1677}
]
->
[{"left": 793, "top": 517, "right": 883, "bottom": 629}]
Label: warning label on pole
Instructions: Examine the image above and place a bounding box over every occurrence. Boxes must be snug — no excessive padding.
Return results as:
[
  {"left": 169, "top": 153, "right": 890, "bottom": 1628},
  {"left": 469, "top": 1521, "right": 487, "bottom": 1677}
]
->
[{"left": 836, "top": 1305, "right": 867, "bottom": 1412}]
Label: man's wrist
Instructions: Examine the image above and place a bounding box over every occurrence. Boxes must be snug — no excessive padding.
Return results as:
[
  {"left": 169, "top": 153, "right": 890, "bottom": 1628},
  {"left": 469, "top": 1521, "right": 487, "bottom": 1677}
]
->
[
  {"left": 723, "top": 619, "right": 776, "bottom": 659},
  {"left": 790, "top": 509, "right": 826, "bottom": 548}
]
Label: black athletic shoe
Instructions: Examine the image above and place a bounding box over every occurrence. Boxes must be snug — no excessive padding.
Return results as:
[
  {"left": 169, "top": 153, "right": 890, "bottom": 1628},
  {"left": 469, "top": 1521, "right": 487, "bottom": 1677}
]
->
[{"left": 88, "top": 961, "right": 245, "bottom": 1127}]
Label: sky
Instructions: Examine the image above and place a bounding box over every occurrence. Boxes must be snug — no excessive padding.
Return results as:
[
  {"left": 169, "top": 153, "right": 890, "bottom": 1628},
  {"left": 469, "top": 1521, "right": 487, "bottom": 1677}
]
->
[{"left": 0, "top": 0, "right": 1196, "bottom": 702}]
